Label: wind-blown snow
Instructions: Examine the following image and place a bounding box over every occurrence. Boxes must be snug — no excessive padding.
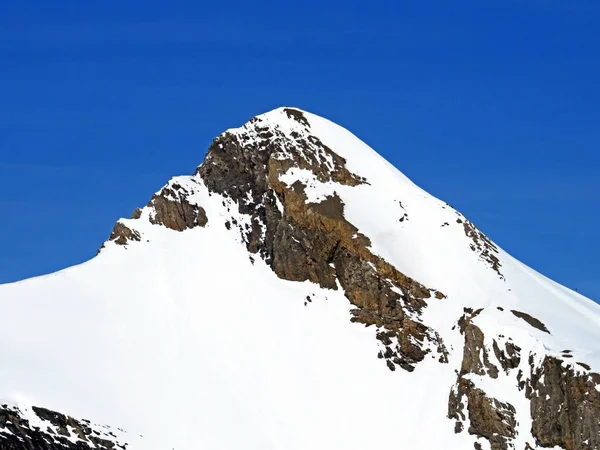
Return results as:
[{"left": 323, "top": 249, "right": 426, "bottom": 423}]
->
[{"left": 0, "top": 107, "right": 599, "bottom": 450}]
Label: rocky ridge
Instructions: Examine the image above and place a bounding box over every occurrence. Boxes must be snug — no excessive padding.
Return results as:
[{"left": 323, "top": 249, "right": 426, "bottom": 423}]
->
[{"left": 0, "top": 404, "right": 128, "bottom": 449}]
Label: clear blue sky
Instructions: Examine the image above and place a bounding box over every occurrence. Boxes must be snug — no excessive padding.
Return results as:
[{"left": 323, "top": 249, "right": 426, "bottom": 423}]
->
[{"left": 1, "top": 1, "right": 598, "bottom": 301}]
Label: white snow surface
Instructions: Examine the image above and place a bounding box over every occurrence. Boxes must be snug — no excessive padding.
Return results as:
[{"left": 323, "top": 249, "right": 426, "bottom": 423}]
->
[{"left": 1, "top": 107, "right": 599, "bottom": 450}]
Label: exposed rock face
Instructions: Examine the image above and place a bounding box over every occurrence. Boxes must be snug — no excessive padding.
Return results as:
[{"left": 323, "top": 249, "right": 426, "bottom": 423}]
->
[
  {"left": 449, "top": 378, "right": 517, "bottom": 450},
  {"left": 148, "top": 181, "right": 208, "bottom": 231},
  {"left": 526, "top": 356, "right": 600, "bottom": 450},
  {"left": 455, "top": 308, "right": 498, "bottom": 379},
  {"left": 450, "top": 306, "right": 600, "bottom": 450},
  {"left": 493, "top": 339, "right": 521, "bottom": 373},
  {"left": 197, "top": 108, "right": 447, "bottom": 371},
  {"left": 0, "top": 404, "right": 127, "bottom": 449},
  {"left": 107, "top": 222, "right": 140, "bottom": 246},
  {"left": 449, "top": 308, "right": 515, "bottom": 450},
  {"left": 467, "top": 387, "right": 517, "bottom": 450},
  {"left": 460, "top": 322, "right": 499, "bottom": 379}
]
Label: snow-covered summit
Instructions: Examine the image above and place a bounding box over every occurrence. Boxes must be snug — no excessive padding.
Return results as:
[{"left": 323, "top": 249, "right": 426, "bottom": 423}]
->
[{"left": 1, "top": 107, "right": 599, "bottom": 450}]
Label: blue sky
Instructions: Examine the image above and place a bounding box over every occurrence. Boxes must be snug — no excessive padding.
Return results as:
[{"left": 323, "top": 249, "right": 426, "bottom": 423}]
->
[{"left": 1, "top": 1, "right": 598, "bottom": 301}]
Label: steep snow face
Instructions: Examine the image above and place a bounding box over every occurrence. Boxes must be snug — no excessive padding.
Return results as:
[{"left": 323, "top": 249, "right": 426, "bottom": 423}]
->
[{"left": 0, "top": 107, "right": 599, "bottom": 450}]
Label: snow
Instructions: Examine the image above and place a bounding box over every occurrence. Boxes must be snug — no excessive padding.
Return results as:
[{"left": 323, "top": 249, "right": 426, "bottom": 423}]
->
[{"left": 0, "top": 106, "right": 599, "bottom": 450}]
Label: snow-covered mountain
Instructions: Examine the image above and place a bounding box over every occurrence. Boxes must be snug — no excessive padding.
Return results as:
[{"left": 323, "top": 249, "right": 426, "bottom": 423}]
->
[{"left": 1, "top": 107, "right": 599, "bottom": 450}]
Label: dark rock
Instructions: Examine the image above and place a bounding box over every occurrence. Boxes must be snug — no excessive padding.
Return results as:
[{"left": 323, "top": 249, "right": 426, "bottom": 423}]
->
[
  {"left": 576, "top": 362, "right": 591, "bottom": 371},
  {"left": 448, "top": 376, "right": 516, "bottom": 450},
  {"left": 148, "top": 183, "right": 208, "bottom": 231},
  {"left": 449, "top": 309, "right": 520, "bottom": 450},
  {"left": 492, "top": 339, "right": 521, "bottom": 373},
  {"left": 457, "top": 312, "right": 498, "bottom": 379},
  {"left": 283, "top": 108, "right": 310, "bottom": 127},
  {"left": 107, "top": 222, "right": 141, "bottom": 246},
  {"left": 510, "top": 310, "right": 550, "bottom": 334},
  {"left": 527, "top": 356, "right": 600, "bottom": 450},
  {"left": 466, "top": 388, "right": 516, "bottom": 450},
  {"left": 0, "top": 404, "right": 126, "bottom": 450},
  {"left": 462, "top": 220, "right": 504, "bottom": 279},
  {"left": 130, "top": 208, "right": 142, "bottom": 219}
]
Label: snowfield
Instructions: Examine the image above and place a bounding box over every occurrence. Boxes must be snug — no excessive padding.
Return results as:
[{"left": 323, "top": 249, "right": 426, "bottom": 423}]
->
[{"left": 0, "top": 107, "right": 598, "bottom": 450}]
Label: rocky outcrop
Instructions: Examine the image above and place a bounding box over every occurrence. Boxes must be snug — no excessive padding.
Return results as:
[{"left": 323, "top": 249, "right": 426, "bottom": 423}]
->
[
  {"left": 526, "top": 356, "right": 600, "bottom": 450},
  {"left": 0, "top": 404, "right": 127, "bottom": 449},
  {"left": 449, "top": 378, "right": 517, "bottom": 450},
  {"left": 461, "top": 322, "right": 499, "bottom": 379},
  {"left": 510, "top": 310, "right": 550, "bottom": 334},
  {"left": 107, "top": 222, "right": 140, "bottom": 246},
  {"left": 148, "top": 181, "right": 208, "bottom": 231},
  {"left": 450, "top": 306, "right": 600, "bottom": 450},
  {"left": 454, "top": 308, "right": 498, "bottom": 379},
  {"left": 99, "top": 179, "right": 208, "bottom": 253},
  {"left": 457, "top": 215, "right": 504, "bottom": 279},
  {"left": 467, "top": 387, "right": 517, "bottom": 450},
  {"left": 449, "top": 308, "right": 516, "bottom": 450},
  {"left": 197, "top": 108, "right": 447, "bottom": 371},
  {"left": 492, "top": 339, "right": 521, "bottom": 373}
]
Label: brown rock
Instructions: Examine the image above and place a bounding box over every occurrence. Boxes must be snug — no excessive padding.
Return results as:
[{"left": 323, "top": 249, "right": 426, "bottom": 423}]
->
[
  {"left": 108, "top": 222, "right": 141, "bottom": 246},
  {"left": 510, "top": 310, "right": 550, "bottom": 334},
  {"left": 148, "top": 182, "right": 208, "bottom": 231},
  {"left": 492, "top": 339, "right": 521, "bottom": 373},
  {"left": 466, "top": 388, "right": 516, "bottom": 450},
  {"left": 457, "top": 312, "right": 498, "bottom": 379},
  {"left": 527, "top": 356, "right": 600, "bottom": 450}
]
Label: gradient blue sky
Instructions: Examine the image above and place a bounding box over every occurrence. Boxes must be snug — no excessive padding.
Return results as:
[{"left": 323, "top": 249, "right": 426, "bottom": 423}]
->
[{"left": 1, "top": 1, "right": 598, "bottom": 301}]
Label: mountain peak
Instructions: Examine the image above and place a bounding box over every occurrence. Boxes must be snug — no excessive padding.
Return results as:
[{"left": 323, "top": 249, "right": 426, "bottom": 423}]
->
[
  {"left": 3, "top": 108, "right": 600, "bottom": 450},
  {"left": 229, "top": 107, "right": 312, "bottom": 132}
]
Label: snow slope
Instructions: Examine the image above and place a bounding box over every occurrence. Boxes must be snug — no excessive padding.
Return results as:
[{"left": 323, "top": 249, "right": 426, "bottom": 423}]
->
[{"left": 0, "top": 107, "right": 598, "bottom": 450}]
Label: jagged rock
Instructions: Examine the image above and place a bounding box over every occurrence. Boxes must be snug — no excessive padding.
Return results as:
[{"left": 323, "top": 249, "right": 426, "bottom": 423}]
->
[
  {"left": 108, "top": 222, "right": 140, "bottom": 246},
  {"left": 527, "top": 356, "right": 600, "bottom": 450},
  {"left": 0, "top": 404, "right": 126, "bottom": 450},
  {"left": 449, "top": 377, "right": 516, "bottom": 450},
  {"left": 466, "top": 388, "right": 516, "bottom": 450},
  {"left": 510, "top": 310, "right": 550, "bottom": 334},
  {"left": 148, "top": 182, "right": 208, "bottom": 231},
  {"left": 449, "top": 309, "right": 518, "bottom": 450},
  {"left": 456, "top": 309, "right": 498, "bottom": 379},
  {"left": 456, "top": 307, "right": 483, "bottom": 333},
  {"left": 492, "top": 339, "right": 521, "bottom": 373},
  {"left": 461, "top": 322, "right": 499, "bottom": 379},
  {"left": 461, "top": 218, "right": 504, "bottom": 279}
]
